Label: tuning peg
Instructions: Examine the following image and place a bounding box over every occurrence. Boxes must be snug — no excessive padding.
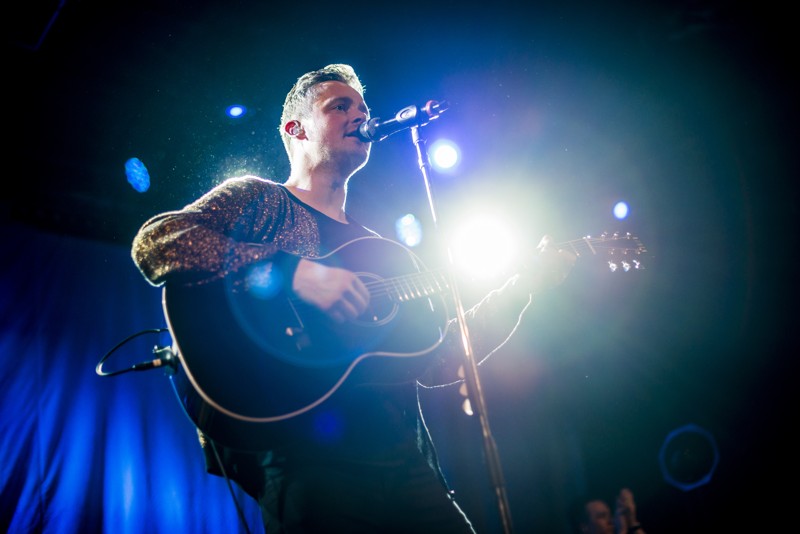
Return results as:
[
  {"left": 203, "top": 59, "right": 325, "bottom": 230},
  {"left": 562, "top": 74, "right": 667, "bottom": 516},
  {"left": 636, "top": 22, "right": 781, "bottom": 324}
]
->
[{"left": 609, "top": 259, "right": 644, "bottom": 272}]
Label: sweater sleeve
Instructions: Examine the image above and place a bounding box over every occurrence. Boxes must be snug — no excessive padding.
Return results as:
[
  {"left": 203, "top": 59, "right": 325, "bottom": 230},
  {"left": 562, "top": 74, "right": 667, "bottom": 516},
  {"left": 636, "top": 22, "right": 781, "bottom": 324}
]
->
[{"left": 131, "top": 175, "right": 319, "bottom": 287}]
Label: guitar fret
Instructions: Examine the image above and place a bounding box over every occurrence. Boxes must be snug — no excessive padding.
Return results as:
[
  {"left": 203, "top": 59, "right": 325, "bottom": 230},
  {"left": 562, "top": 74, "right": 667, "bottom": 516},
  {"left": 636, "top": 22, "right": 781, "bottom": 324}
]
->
[
  {"left": 412, "top": 273, "right": 429, "bottom": 298},
  {"left": 393, "top": 276, "right": 411, "bottom": 302},
  {"left": 385, "top": 270, "right": 451, "bottom": 303},
  {"left": 407, "top": 274, "right": 419, "bottom": 300},
  {"left": 581, "top": 236, "right": 597, "bottom": 255},
  {"left": 434, "top": 272, "right": 449, "bottom": 293},
  {"left": 422, "top": 273, "right": 436, "bottom": 296},
  {"left": 411, "top": 275, "right": 425, "bottom": 298}
]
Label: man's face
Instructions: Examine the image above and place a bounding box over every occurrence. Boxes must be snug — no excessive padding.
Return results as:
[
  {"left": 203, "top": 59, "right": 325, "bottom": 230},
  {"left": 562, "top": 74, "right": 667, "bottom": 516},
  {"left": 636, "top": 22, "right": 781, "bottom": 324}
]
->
[
  {"left": 582, "top": 500, "right": 614, "bottom": 534},
  {"left": 302, "top": 80, "right": 371, "bottom": 173}
]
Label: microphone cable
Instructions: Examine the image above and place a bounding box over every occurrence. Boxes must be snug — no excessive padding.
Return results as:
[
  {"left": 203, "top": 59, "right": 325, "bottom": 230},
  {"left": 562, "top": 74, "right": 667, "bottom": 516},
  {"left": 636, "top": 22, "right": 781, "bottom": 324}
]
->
[
  {"left": 96, "top": 327, "right": 176, "bottom": 377},
  {"left": 207, "top": 437, "right": 254, "bottom": 534},
  {"left": 97, "top": 329, "right": 256, "bottom": 532}
]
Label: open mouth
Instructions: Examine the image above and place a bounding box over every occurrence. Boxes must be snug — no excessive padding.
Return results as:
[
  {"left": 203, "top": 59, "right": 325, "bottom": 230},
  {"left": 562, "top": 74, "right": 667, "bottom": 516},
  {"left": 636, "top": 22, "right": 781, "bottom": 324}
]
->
[{"left": 346, "top": 129, "right": 368, "bottom": 142}]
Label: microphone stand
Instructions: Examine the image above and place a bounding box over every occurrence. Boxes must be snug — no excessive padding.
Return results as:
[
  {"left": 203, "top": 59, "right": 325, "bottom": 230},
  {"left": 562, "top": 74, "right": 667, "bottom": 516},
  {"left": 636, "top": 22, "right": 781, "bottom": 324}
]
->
[{"left": 408, "top": 125, "right": 515, "bottom": 534}]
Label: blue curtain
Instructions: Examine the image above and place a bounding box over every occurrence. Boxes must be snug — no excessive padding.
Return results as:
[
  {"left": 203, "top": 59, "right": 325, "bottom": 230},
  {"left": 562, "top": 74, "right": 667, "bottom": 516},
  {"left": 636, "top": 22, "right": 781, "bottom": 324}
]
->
[{"left": 1, "top": 223, "right": 263, "bottom": 533}]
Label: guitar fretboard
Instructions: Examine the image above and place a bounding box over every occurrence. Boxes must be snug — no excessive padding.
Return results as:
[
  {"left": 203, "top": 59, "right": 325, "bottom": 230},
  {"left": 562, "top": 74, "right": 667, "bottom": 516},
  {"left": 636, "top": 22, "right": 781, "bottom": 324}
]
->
[{"left": 366, "top": 270, "right": 450, "bottom": 303}]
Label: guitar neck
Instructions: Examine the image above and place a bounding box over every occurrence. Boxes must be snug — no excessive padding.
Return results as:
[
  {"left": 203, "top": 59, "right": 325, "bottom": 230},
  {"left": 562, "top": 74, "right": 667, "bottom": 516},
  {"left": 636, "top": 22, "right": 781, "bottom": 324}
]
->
[{"left": 368, "top": 232, "right": 646, "bottom": 303}]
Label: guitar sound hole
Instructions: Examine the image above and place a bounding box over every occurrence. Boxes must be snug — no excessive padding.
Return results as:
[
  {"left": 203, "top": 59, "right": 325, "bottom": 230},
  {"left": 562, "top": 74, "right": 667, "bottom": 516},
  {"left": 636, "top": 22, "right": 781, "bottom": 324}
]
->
[{"left": 353, "top": 272, "right": 398, "bottom": 327}]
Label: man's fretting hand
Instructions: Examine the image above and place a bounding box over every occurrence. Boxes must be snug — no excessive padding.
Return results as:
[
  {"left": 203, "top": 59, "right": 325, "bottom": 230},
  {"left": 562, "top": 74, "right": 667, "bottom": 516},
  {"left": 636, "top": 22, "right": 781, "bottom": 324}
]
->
[{"left": 526, "top": 235, "right": 577, "bottom": 293}]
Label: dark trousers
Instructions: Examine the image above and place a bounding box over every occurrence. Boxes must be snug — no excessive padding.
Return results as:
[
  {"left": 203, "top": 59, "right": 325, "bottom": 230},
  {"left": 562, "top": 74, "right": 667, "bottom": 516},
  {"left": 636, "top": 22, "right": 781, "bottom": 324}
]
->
[{"left": 257, "top": 452, "right": 477, "bottom": 534}]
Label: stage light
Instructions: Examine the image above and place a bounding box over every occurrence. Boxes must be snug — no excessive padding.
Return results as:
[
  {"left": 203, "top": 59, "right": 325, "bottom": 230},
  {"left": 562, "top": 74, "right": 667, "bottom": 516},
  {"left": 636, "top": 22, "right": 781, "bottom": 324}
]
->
[
  {"left": 613, "top": 201, "right": 630, "bottom": 220},
  {"left": 125, "top": 157, "right": 150, "bottom": 193},
  {"left": 449, "top": 215, "right": 517, "bottom": 280},
  {"left": 428, "top": 139, "right": 460, "bottom": 173},
  {"left": 226, "top": 104, "right": 247, "bottom": 118}
]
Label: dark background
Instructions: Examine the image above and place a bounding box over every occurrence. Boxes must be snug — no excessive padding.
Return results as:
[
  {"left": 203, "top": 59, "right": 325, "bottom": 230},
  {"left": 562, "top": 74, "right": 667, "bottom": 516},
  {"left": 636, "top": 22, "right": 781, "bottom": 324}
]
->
[{"left": 3, "top": 1, "right": 797, "bottom": 532}]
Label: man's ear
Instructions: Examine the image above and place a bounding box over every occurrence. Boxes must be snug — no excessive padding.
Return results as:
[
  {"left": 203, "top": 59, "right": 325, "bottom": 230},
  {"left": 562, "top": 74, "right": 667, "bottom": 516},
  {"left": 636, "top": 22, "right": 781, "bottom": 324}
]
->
[{"left": 285, "top": 121, "right": 305, "bottom": 138}]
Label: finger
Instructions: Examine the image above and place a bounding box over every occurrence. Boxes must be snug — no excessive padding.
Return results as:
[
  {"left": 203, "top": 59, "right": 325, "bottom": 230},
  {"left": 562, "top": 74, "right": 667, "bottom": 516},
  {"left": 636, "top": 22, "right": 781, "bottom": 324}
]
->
[
  {"left": 339, "top": 286, "right": 368, "bottom": 318},
  {"left": 338, "top": 292, "right": 368, "bottom": 321}
]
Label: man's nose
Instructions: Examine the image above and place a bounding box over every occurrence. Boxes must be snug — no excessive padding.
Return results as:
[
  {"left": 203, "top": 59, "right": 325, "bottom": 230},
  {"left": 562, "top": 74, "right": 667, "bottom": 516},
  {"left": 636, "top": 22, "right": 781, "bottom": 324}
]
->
[{"left": 353, "top": 109, "right": 368, "bottom": 124}]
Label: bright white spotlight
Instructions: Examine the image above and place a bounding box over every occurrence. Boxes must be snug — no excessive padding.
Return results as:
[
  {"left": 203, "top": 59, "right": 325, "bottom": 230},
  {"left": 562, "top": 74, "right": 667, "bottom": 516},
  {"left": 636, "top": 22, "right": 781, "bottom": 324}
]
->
[
  {"left": 450, "top": 216, "right": 516, "bottom": 280},
  {"left": 428, "top": 139, "right": 460, "bottom": 172},
  {"left": 613, "top": 201, "right": 630, "bottom": 220}
]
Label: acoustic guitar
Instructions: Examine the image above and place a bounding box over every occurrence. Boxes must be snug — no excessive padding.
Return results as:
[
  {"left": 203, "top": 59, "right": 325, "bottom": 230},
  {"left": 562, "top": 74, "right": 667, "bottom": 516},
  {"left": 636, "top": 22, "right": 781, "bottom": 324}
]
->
[{"left": 163, "top": 233, "right": 645, "bottom": 450}]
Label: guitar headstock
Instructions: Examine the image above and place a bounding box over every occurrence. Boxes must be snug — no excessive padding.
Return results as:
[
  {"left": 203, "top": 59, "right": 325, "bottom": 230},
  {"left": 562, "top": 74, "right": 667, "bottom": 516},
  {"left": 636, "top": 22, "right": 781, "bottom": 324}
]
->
[{"left": 558, "top": 232, "right": 647, "bottom": 272}]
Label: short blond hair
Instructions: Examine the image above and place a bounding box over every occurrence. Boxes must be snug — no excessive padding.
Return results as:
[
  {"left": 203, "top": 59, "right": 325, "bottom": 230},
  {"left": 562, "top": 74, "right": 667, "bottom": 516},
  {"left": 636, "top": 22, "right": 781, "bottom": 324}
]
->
[{"left": 279, "top": 64, "right": 365, "bottom": 159}]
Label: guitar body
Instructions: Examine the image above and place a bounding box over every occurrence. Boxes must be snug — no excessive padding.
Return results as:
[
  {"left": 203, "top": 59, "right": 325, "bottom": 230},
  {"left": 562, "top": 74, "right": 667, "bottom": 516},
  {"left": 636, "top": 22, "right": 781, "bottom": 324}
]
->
[{"left": 164, "top": 236, "right": 450, "bottom": 450}]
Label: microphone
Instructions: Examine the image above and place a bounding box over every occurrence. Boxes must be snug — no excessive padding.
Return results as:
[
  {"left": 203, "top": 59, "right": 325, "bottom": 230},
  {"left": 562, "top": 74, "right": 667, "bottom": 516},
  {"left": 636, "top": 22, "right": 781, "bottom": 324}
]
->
[{"left": 356, "top": 100, "right": 449, "bottom": 142}]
